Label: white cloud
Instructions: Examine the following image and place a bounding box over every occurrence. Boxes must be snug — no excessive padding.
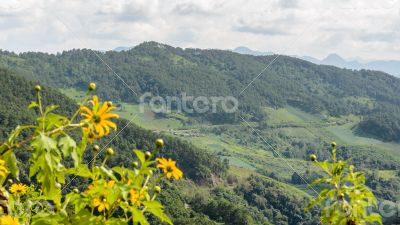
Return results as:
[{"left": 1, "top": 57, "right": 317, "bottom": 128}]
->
[{"left": 0, "top": 0, "right": 399, "bottom": 60}]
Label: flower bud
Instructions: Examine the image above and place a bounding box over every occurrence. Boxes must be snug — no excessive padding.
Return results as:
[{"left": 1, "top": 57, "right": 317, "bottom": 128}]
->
[
  {"left": 106, "top": 147, "right": 114, "bottom": 156},
  {"left": 148, "top": 170, "right": 153, "bottom": 176},
  {"left": 349, "top": 165, "right": 355, "bottom": 172},
  {"left": 73, "top": 188, "right": 80, "bottom": 194},
  {"left": 7, "top": 179, "right": 13, "bottom": 184},
  {"left": 132, "top": 161, "right": 139, "bottom": 169},
  {"left": 331, "top": 142, "right": 337, "bottom": 148},
  {"left": 145, "top": 151, "right": 151, "bottom": 160},
  {"left": 35, "top": 85, "right": 41, "bottom": 92},
  {"left": 107, "top": 101, "right": 113, "bottom": 107},
  {"left": 339, "top": 193, "right": 345, "bottom": 200},
  {"left": 93, "top": 144, "right": 100, "bottom": 152},
  {"left": 310, "top": 154, "right": 317, "bottom": 162},
  {"left": 155, "top": 139, "right": 164, "bottom": 148},
  {"left": 154, "top": 186, "right": 161, "bottom": 194},
  {"left": 88, "top": 82, "right": 96, "bottom": 91},
  {"left": 55, "top": 183, "right": 62, "bottom": 189}
]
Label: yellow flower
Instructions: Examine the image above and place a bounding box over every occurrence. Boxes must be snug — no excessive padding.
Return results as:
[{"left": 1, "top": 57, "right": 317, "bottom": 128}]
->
[
  {"left": 82, "top": 127, "right": 101, "bottom": 143},
  {"left": 9, "top": 183, "right": 28, "bottom": 195},
  {"left": 129, "top": 189, "right": 146, "bottom": 206},
  {"left": 84, "top": 184, "right": 95, "bottom": 195},
  {"left": 81, "top": 95, "right": 119, "bottom": 137},
  {"left": 156, "top": 157, "right": 183, "bottom": 180},
  {"left": 92, "top": 196, "right": 109, "bottom": 212},
  {"left": 0, "top": 159, "right": 8, "bottom": 178},
  {"left": 104, "top": 180, "right": 115, "bottom": 189},
  {"left": 84, "top": 180, "right": 115, "bottom": 195},
  {"left": 0, "top": 215, "right": 20, "bottom": 225}
]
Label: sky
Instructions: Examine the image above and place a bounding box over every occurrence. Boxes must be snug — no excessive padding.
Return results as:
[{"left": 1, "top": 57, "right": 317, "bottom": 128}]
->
[{"left": 0, "top": 0, "right": 399, "bottom": 60}]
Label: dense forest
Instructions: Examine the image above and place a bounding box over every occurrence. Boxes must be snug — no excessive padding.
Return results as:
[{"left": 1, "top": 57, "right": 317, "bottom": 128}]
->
[
  {"left": 1, "top": 42, "right": 400, "bottom": 141},
  {"left": 0, "top": 68, "right": 323, "bottom": 224}
]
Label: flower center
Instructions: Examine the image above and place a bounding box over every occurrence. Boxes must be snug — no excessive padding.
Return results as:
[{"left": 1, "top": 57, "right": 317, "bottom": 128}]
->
[
  {"left": 93, "top": 115, "right": 101, "bottom": 123},
  {"left": 166, "top": 166, "right": 173, "bottom": 172}
]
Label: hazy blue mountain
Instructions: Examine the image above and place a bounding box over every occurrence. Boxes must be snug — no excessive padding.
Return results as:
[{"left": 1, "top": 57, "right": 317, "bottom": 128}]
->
[
  {"left": 113, "top": 46, "right": 133, "bottom": 52},
  {"left": 321, "top": 53, "right": 349, "bottom": 66},
  {"left": 233, "top": 46, "right": 273, "bottom": 56},
  {"left": 364, "top": 60, "right": 400, "bottom": 76},
  {"left": 234, "top": 46, "right": 400, "bottom": 77},
  {"left": 299, "top": 55, "right": 320, "bottom": 64},
  {"left": 301, "top": 53, "right": 400, "bottom": 77}
]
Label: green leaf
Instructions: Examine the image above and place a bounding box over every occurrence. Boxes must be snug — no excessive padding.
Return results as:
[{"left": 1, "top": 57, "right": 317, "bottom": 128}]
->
[
  {"left": 131, "top": 208, "right": 149, "bottom": 225},
  {"left": 59, "top": 135, "right": 79, "bottom": 167},
  {"left": 142, "top": 201, "right": 173, "bottom": 225},
  {"left": 133, "top": 149, "right": 145, "bottom": 164},
  {"left": 67, "top": 165, "right": 92, "bottom": 178},
  {"left": 30, "top": 133, "right": 64, "bottom": 205},
  {"left": 364, "top": 213, "right": 382, "bottom": 224},
  {"left": 71, "top": 211, "right": 104, "bottom": 225},
  {"left": 3, "top": 150, "right": 19, "bottom": 179},
  {"left": 44, "top": 113, "right": 68, "bottom": 131},
  {"left": 44, "top": 105, "right": 59, "bottom": 114},
  {"left": 317, "top": 160, "right": 331, "bottom": 175},
  {"left": 105, "top": 218, "right": 129, "bottom": 225},
  {"left": 31, "top": 133, "right": 58, "bottom": 150},
  {"left": 100, "top": 166, "right": 117, "bottom": 180},
  {"left": 28, "top": 101, "right": 39, "bottom": 109},
  {"left": 31, "top": 213, "right": 64, "bottom": 225}
]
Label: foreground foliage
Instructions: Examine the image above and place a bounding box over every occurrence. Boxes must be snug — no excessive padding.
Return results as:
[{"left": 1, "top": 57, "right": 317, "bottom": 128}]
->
[
  {"left": 0, "top": 83, "right": 182, "bottom": 224},
  {"left": 307, "top": 142, "right": 382, "bottom": 225}
]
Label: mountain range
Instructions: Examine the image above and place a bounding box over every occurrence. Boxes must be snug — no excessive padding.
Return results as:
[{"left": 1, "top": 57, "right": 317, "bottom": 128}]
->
[{"left": 232, "top": 46, "right": 400, "bottom": 77}]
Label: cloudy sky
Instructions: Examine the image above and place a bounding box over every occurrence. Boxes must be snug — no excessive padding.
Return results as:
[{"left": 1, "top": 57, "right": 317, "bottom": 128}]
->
[{"left": 0, "top": 0, "right": 399, "bottom": 60}]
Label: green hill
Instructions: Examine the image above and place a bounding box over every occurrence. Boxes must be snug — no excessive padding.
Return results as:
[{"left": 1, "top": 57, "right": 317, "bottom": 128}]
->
[{"left": 2, "top": 43, "right": 400, "bottom": 141}]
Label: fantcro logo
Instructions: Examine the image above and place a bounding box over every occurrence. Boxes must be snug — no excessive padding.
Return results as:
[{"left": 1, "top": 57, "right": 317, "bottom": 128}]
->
[{"left": 139, "top": 92, "right": 239, "bottom": 114}]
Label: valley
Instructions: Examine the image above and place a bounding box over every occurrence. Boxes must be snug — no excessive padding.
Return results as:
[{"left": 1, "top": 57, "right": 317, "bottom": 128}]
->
[{"left": 62, "top": 87, "right": 400, "bottom": 198}]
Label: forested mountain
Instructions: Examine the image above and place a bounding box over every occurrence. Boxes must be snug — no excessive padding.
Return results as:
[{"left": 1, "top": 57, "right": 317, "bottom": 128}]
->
[
  {"left": 1, "top": 42, "right": 400, "bottom": 141},
  {"left": 0, "top": 68, "right": 323, "bottom": 224}
]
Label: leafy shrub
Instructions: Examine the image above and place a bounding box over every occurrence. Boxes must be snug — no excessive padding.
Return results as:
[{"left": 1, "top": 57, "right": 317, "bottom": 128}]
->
[{"left": 306, "top": 142, "right": 382, "bottom": 224}]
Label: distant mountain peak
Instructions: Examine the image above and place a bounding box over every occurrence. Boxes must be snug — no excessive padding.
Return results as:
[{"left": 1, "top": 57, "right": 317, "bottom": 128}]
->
[
  {"left": 324, "top": 53, "right": 343, "bottom": 60},
  {"left": 233, "top": 46, "right": 273, "bottom": 56},
  {"left": 113, "top": 46, "right": 132, "bottom": 52},
  {"left": 299, "top": 53, "right": 400, "bottom": 77},
  {"left": 322, "top": 53, "right": 347, "bottom": 64}
]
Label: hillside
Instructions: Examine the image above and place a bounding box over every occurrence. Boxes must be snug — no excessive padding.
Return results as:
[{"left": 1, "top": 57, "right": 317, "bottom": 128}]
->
[
  {"left": 0, "top": 68, "right": 324, "bottom": 224},
  {"left": 1, "top": 43, "right": 400, "bottom": 142}
]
